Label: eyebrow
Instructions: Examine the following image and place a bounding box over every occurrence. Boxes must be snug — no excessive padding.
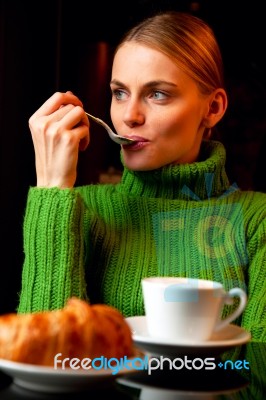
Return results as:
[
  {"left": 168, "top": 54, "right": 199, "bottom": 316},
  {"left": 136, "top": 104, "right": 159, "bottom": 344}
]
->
[{"left": 110, "top": 79, "right": 178, "bottom": 89}]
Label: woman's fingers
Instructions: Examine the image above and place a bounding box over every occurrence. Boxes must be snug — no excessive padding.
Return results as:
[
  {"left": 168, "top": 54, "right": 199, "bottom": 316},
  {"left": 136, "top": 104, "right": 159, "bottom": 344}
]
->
[
  {"left": 51, "top": 105, "right": 90, "bottom": 151},
  {"left": 29, "top": 91, "right": 90, "bottom": 188},
  {"left": 32, "top": 91, "right": 83, "bottom": 118}
]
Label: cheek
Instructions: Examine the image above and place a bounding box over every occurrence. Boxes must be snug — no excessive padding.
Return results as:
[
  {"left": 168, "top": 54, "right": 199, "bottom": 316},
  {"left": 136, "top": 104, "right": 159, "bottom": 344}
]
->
[
  {"left": 160, "top": 106, "right": 202, "bottom": 140},
  {"left": 158, "top": 107, "right": 191, "bottom": 135},
  {"left": 157, "top": 119, "right": 185, "bottom": 141},
  {"left": 110, "top": 105, "right": 115, "bottom": 124},
  {"left": 110, "top": 107, "right": 124, "bottom": 134}
]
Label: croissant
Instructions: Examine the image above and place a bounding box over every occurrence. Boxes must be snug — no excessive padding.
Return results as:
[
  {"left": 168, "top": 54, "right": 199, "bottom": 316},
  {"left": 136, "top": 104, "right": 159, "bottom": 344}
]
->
[{"left": 0, "top": 297, "right": 134, "bottom": 366}]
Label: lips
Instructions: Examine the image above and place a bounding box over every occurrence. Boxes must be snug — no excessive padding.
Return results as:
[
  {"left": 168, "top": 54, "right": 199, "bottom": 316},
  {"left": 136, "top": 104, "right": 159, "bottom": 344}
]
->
[
  {"left": 126, "top": 135, "right": 147, "bottom": 142},
  {"left": 123, "top": 135, "right": 148, "bottom": 145},
  {"left": 122, "top": 137, "right": 149, "bottom": 149}
]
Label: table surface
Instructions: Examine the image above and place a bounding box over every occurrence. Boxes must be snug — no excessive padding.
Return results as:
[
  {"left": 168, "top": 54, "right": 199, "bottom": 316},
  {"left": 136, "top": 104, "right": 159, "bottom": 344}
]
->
[{"left": 0, "top": 341, "right": 265, "bottom": 399}]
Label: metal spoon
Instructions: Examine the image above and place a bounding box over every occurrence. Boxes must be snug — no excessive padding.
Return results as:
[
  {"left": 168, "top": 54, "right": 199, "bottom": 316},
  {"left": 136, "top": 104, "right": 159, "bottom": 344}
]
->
[{"left": 85, "top": 112, "right": 136, "bottom": 145}]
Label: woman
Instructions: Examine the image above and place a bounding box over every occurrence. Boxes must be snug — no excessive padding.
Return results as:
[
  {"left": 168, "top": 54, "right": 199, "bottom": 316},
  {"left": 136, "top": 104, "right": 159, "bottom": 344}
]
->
[{"left": 18, "top": 11, "right": 266, "bottom": 342}]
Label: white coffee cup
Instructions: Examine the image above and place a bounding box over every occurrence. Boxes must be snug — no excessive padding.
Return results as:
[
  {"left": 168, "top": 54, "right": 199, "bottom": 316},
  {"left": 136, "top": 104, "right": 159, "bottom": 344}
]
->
[{"left": 141, "top": 277, "right": 247, "bottom": 342}]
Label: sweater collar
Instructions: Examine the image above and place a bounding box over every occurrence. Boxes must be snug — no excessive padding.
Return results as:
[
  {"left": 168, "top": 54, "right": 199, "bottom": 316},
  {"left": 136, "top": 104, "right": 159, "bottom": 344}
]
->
[{"left": 118, "top": 141, "right": 234, "bottom": 200}]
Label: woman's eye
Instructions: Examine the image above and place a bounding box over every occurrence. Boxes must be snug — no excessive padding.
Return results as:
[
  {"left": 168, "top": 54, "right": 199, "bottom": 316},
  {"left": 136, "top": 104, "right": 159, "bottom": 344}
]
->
[
  {"left": 151, "top": 91, "right": 167, "bottom": 100},
  {"left": 112, "top": 89, "right": 127, "bottom": 101}
]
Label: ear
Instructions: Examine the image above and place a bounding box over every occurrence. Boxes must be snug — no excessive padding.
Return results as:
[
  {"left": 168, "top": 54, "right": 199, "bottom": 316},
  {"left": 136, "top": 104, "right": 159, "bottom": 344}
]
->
[{"left": 203, "top": 88, "right": 228, "bottom": 128}]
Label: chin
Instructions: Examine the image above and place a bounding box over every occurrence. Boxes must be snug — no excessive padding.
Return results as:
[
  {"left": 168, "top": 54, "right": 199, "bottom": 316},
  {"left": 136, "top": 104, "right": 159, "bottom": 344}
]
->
[
  {"left": 122, "top": 154, "right": 163, "bottom": 171},
  {"left": 124, "top": 161, "right": 159, "bottom": 172}
]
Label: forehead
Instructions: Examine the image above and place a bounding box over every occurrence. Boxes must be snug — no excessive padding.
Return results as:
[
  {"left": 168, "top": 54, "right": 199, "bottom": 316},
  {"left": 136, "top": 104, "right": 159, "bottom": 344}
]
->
[{"left": 112, "top": 42, "right": 188, "bottom": 83}]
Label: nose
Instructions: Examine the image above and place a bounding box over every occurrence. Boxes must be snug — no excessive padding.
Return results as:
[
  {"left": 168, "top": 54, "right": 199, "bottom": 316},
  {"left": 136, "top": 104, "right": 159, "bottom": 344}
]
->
[{"left": 123, "top": 100, "right": 145, "bottom": 128}]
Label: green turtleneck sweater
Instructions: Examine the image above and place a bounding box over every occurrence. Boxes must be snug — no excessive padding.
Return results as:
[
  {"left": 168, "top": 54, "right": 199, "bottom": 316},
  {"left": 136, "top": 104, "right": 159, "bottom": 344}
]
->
[{"left": 18, "top": 141, "right": 266, "bottom": 342}]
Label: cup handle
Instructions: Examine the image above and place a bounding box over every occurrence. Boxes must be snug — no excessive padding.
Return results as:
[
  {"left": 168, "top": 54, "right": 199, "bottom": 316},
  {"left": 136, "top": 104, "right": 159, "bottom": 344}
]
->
[{"left": 215, "top": 288, "right": 247, "bottom": 332}]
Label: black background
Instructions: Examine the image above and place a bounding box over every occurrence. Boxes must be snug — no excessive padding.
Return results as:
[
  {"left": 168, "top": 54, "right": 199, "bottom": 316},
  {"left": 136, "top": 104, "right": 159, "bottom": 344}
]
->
[{"left": 0, "top": 0, "right": 265, "bottom": 314}]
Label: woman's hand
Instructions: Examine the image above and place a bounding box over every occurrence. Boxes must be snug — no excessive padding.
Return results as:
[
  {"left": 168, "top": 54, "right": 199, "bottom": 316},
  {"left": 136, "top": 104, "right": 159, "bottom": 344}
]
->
[{"left": 29, "top": 91, "right": 90, "bottom": 188}]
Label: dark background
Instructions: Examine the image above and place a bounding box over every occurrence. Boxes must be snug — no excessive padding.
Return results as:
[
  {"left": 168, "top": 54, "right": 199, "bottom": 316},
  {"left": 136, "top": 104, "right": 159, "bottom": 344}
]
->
[{"left": 0, "top": 0, "right": 265, "bottom": 314}]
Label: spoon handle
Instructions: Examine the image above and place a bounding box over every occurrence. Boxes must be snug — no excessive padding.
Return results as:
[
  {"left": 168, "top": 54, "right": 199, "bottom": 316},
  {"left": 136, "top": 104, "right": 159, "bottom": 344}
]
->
[{"left": 85, "top": 112, "right": 135, "bottom": 145}]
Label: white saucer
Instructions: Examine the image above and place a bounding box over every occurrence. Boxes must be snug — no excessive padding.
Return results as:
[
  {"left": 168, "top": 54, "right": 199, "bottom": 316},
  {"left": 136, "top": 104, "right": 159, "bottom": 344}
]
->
[
  {"left": 0, "top": 351, "right": 145, "bottom": 393},
  {"left": 126, "top": 316, "right": 251, "bottom": 357}
]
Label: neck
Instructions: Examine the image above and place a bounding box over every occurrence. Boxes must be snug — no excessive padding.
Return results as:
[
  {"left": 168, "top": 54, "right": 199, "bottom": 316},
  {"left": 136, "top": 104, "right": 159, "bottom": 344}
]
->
[{"left": 119, "top": 141, "right": 235, "bottom": 200}]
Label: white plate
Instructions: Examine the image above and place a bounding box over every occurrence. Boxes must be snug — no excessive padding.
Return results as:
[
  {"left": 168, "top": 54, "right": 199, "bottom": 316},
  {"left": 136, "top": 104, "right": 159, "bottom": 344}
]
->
[
  {"left": 126, "top": 316, "right": 251, "bottom": 357},
  {"left": 0, "top": 351, "right": 145, "bottom": 393}
]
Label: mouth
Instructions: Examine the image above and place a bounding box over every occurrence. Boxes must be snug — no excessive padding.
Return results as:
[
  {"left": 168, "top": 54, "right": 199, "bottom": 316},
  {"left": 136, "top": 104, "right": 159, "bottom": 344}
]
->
[
  {"left": 122, "top": 139, "right": 149, "bottom": 150},
  {"left": 122, "top": 136, "right": 149, "bottom": 148}
]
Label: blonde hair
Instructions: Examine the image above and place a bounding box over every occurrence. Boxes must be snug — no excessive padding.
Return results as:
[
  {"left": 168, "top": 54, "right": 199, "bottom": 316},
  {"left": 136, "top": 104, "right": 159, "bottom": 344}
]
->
[{"left": 115, "top": 11, "right": 224, "bottom": 96}]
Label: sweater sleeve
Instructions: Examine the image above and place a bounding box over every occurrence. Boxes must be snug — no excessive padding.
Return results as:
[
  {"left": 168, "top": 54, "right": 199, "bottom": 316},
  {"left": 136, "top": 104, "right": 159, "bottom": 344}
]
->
[
  {"left": 242, "top": 197, "right": 266, "bottom": 342},
  {"left": 17, "top": 187, "right": 88, "bottom": 313}
]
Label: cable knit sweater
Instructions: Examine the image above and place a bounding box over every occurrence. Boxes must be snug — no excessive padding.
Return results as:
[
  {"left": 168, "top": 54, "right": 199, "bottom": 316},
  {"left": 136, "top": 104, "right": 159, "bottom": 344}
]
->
[{"left": 18, "top": 140, "right": 266, "bottom": 341}]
